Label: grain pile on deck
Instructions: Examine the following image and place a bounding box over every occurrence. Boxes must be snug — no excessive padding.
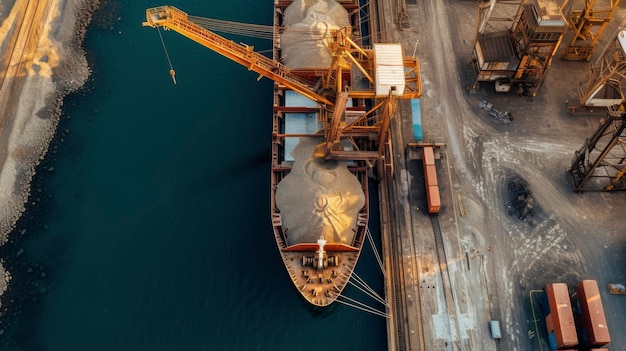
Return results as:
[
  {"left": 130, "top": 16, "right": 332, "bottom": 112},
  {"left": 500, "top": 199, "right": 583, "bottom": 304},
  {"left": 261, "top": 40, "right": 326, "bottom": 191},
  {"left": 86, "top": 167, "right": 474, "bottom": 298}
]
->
[
  {"left": 281, "top": 0, "right": 350, "bottom": 68},
  {"left": 275, "top": 138, "right": 365, "bottom": 245}
]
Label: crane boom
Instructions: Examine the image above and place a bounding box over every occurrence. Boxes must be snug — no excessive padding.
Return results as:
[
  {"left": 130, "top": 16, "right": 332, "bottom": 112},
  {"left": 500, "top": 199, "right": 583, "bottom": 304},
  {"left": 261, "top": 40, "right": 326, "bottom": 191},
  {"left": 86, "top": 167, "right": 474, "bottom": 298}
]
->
[
  {"left": 143, "top": 6, "right": 334, "bottom": 106},
  {"left": 143, "top": 5, "right": 422, "bottom": 162}
]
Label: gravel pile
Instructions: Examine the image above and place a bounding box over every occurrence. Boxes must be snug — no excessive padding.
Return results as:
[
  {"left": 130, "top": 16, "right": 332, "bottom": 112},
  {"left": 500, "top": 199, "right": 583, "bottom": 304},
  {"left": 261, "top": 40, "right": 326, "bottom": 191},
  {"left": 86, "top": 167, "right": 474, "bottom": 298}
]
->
[
  {"left": 281, "top": 0, "right": 350, "bottom": 69},
  {"left": 275, "top": 138, "right": 365, "bottom": 245}
]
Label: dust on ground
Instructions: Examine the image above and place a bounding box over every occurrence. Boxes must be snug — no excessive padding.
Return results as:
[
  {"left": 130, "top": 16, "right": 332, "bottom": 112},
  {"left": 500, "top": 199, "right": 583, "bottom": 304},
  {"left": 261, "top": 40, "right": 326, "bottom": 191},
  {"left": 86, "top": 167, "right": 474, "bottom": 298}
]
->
[{"left": 394, "top": 1, "right": 626, "bottom": 350}]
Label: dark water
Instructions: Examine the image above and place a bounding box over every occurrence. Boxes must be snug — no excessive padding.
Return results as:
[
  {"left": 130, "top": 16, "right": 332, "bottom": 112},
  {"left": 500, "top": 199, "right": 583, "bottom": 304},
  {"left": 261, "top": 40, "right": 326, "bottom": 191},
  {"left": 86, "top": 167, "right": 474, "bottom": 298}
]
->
[{"left": 0, "top": 1, "right": 386, "bottom": 350}]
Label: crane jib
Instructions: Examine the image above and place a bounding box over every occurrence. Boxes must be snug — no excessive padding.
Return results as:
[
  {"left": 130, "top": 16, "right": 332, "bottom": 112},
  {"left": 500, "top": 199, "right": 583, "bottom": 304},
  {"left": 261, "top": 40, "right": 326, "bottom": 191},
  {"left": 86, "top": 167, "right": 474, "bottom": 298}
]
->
[{"left": 143, "top": 6, "right": 335, "bottom": 106}]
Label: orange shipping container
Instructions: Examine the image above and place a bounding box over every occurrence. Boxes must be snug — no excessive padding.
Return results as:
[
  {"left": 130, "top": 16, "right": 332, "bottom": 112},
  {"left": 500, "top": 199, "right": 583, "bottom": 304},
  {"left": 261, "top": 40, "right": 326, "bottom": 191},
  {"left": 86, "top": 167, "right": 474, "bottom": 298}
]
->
[
  {"left": 571, "top": 280, "right": 611, "bottom": 347},
  {"left": 422, "top": 147, "right": 440, "bottom": 214},
  {"left": 427, "top": 185, "right": 440, "bottom": 214},
  {"left": 425, "top": 164, "right": 438, "bottom": 187},
  {"left": 423, "top": 146, "right": 435, "bottom": 166},
  {"left": 545, "top": 283, "right": 578, "bottom": 349}
]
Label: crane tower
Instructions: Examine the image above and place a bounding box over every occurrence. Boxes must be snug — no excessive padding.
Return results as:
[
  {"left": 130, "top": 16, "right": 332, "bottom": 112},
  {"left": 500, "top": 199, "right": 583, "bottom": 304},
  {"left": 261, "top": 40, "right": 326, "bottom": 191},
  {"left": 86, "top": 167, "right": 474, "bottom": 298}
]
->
[
  {"left": 143, "top": 5, "right": 421, "bottom": 165},
  {"left": 560, "top": 0, "right": 622, "bottom": 61},
  {"left": 569, "top": 107, "right": 626, "bottom": 191},
  {"left": 470, "top": 0, "right": 568, "bottom": 95},
  {"left": 575, "top": 22, "right": 626, "bottom": 109}
]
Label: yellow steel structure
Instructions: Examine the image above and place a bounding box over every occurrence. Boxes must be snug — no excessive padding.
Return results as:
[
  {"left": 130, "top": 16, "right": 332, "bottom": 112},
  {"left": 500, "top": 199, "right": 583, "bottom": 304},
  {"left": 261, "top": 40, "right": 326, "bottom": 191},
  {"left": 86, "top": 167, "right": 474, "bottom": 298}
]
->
[
  {"left": 577, "top": 22, "right": 626, "bottom": 107},
  {"left": 143, "top": 6, "right": 421, "bottom": 101},
  {"left": 569, "top": 106, "right": 626, "bottom": 191},
  {"left": 561, "top": 0, "right": 622, "bottom": 61},
  {"left": 143, "top": 6, "right": 334, "bottom": 106},
  {"left": 143, "top": 5, "right": 422, "bottom": 161}
]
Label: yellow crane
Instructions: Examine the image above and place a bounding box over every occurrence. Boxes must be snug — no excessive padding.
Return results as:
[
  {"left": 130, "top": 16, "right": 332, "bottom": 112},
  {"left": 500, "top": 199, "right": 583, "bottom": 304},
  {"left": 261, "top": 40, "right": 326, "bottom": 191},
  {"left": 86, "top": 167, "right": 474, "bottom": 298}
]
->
[
  {"left": 561, "top": 0, "right": 622, "bottom": 61},
  {"left": 142, "top": 5, "right": 421, "bottom": 161},
  {"left": 143, "top": 6, "right": 334, "bottom": 106},
  {"left": 575, "top": 21, "right": 626, "bottom": 109}
]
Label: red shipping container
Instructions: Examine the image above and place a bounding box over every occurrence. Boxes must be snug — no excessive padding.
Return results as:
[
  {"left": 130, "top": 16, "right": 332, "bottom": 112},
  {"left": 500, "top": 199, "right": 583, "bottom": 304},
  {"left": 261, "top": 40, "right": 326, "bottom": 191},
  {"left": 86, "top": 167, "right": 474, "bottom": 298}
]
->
[
  {"left": 422, "top": 147, "right": 440, "bottom": 214},
  {"left": 427, "top": 185, "right": 440, "bottom": 214},
  {"left": 423, "top": 146, "right": 435, "bottom": 166},
  {"left": 571, "top": 280, "right": 611, "bottom": 347},
  {"left": 545, "top": 283, "right": 578, "bottom": 349}
]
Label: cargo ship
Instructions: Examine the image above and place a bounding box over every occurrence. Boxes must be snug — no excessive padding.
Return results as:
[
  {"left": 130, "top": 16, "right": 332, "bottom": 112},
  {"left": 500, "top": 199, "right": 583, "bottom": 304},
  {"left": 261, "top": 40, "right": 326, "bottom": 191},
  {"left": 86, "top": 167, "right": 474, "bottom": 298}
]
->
[
  {"left": 270, "top": 0, "right": 371, "bottom": 307},
  {"left": 144, "top": 1, "right": 420, "bottom": 307}
]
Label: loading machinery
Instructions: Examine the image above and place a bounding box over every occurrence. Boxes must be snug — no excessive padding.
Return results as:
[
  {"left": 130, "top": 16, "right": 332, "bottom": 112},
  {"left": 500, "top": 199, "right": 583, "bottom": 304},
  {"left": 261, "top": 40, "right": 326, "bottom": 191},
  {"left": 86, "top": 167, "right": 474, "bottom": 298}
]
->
[
  {"left": 560, "top": 0, "right": 622, "bottom": 61},
  {"left": 569, "top": 106, "right": 626, "bottom": 191},
  {"left": 143, "top": 5, "right": 421, "bottom": 164},
  {"left": 471, "top": 0, "right": 568, "bottom": 95},
  {"left": 574, "top": 21, "right": 626, "bottom": 110}
]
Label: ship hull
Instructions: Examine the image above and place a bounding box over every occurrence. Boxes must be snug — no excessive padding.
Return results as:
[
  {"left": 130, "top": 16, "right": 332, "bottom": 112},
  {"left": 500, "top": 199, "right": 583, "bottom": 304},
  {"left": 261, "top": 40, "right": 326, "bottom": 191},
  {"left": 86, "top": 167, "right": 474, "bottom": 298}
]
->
[{"left": 271, "top": 0, "right": 368, "bottom": 307}]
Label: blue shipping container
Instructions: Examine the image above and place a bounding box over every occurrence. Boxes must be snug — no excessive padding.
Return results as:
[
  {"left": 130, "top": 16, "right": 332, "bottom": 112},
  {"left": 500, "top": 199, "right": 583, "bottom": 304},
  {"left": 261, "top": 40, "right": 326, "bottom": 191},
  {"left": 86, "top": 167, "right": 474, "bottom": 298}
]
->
[{"left": 411, "top": 98, "right": 423, "bottom": 141}]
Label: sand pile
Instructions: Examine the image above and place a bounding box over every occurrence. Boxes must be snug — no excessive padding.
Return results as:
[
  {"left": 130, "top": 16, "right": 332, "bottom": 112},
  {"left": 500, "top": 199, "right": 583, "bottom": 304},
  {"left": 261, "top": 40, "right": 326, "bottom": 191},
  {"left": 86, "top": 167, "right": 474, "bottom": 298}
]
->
[
  {"left": 275, "top": 138, "right": 365, "bottom": 245},
  {"left": 281, "top": 0, "right": 350, "bottom": 69}
]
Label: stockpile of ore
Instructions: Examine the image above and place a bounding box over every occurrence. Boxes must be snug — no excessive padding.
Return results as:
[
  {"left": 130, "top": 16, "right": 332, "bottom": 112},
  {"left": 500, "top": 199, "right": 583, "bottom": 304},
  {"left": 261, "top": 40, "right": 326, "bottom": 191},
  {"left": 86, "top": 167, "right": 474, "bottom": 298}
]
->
[
  {"left": 277, "top": 1, "right": 364, "bottom": 245},
  {"left": 281, "top": 0, "right": 350, "bottom": 68},
  {"left": 275, "top": 138, "right": 365, "bottom": 245}
]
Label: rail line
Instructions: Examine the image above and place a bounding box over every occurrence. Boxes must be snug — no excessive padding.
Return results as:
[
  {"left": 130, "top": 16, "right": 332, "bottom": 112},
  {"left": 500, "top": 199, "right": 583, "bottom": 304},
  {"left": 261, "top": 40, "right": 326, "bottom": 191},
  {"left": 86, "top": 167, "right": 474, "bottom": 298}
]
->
[
  {"left": 0, "top": 0, "right": 48, "bottom": 135},
  {"left": 381, "top": 163, "right": 407, "bottom": 351}
]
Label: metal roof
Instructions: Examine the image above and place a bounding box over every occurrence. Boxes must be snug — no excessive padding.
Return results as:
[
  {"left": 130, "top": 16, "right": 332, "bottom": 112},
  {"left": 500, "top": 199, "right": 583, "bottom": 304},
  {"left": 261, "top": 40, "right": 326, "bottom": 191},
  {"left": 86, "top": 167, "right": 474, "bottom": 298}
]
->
[
  {"left": 532, "top": 0, "right": 566, "bottom": 27},
  {"left": 374, "top": 43, "right": 406, "bottom": 96},
  {"left": 476, "top": 31, "right": 518, "bottom": 63}
]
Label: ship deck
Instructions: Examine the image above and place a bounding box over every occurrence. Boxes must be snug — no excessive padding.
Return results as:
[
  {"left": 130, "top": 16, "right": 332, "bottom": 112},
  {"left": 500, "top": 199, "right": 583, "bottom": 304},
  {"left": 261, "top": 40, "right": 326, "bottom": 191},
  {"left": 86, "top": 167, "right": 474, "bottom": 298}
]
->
[
  {"left": 271, "top": 96, "right": 370, "bottom": 306},
  {"left": 270, "top": 0, "right": 371, "bottom": 307}
]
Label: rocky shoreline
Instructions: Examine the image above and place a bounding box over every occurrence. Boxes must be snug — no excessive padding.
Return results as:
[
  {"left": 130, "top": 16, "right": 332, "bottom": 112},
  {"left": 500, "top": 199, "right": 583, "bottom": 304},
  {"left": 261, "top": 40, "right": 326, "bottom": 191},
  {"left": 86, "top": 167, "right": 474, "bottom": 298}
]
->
[{"left": 0, "top": 0, "right": 100, "bottom": 308}]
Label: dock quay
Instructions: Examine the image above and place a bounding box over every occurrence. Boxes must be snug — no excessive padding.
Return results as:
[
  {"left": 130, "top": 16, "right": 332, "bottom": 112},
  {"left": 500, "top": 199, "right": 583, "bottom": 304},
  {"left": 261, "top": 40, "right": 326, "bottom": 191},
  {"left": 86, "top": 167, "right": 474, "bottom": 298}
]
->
[
  {"left": 380, "top": 101, "right": 476, "bottom": 351},
  {"left": 381, "top": 100, "right": 479, "bottom": 351},
  {"left": 377, "top": 1, "right": 626, "bottom": 351},
  {"left": 376, "top": 2, "right": 498, "bottom": 351}
]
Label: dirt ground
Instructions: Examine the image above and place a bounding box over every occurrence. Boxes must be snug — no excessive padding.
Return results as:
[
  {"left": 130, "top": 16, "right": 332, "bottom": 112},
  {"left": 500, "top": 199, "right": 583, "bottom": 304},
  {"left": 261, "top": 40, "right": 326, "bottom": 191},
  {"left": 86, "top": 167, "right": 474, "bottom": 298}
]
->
[
  {"left": 0, "top": 0, "right": 99, "bottom": 307},
  {"left": 389, "top": 1, "right": 626, "bottom": 350}
]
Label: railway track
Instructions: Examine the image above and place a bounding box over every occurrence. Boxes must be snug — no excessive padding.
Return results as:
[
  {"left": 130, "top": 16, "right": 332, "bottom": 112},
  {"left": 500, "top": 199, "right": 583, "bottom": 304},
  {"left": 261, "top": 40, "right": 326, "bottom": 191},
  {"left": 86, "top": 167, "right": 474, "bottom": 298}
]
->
[
  {"left": 0, "top": 0, "right": 49, "bottom": 134},
  {"left": 381, "top": 156, "right": 408, "bottom": 351},
  {"left": 431, "top": 215, "right": 462, "bottom": 350}
]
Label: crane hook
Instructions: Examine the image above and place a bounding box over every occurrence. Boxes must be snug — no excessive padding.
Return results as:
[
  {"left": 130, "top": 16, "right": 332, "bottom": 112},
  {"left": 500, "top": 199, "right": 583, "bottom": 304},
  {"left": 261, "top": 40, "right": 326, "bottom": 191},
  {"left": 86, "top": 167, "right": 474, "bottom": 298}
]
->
[{"left": 170, "top": 69, "right": 177, "bottom": 84}]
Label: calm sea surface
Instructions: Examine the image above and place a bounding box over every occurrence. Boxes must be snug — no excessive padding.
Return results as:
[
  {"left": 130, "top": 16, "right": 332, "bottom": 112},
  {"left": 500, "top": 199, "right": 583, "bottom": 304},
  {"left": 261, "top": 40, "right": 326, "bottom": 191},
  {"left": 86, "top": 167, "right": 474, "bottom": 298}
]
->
[{"left": 0, "top": 1, "right": 386, "bottom": 350}]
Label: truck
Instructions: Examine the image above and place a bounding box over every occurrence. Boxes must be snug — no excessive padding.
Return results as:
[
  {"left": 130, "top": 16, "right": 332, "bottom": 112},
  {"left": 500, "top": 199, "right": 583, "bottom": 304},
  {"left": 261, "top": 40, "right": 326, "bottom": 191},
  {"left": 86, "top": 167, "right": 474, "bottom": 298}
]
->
[
  {"left": 544, "top": 283, "right": 578, "bottom": 350},
  {"left": 571, "top": 280, "right": 611, "bottom": 348}
]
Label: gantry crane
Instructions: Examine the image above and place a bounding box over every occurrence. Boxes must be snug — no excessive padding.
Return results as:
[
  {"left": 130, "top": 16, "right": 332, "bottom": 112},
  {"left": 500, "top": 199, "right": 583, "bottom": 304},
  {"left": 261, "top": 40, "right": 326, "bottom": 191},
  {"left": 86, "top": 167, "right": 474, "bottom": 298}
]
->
[
  {"left": 569, "top": 106, "right": 626, "bottom": 191},
  {"left": 574, "top": 22, "right": 626, "bottom": 109},
  {"left": 470, "top": 0, "right": 568, "bottom": 96},
  {"left": 143, "top": 6, "right": 421, "bottom": 161},
  {"left": 560, "top": 0, "right": 622, "bottom": 61}
]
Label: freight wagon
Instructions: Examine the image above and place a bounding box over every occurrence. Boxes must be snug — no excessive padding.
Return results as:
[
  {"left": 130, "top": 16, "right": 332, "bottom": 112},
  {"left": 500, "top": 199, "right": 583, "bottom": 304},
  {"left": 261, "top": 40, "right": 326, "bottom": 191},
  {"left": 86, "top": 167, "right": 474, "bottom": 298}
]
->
[
  {"left": 422, "top": 146, "right": 440, "bottom": 214},
  {"left": 571, "top": 280, "right": 611, "bottom": 348},
  {"left": 544, "top": 283, "right": 578, "bottom": 350}
]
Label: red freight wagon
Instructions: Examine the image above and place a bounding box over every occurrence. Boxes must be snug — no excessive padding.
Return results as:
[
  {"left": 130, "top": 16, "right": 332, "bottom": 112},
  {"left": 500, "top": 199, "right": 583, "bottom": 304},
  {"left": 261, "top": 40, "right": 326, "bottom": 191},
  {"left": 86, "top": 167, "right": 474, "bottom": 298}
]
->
[
  {"left": 422, "top": 147, "right": 440, "bottom": 214},
  {"left": 545, "top": 283, "right": 578, "bottom": 350},
  {"left": 571, "top": 280, "right": 611, "bottom": 348},
  {"left": 423, "top": 145, "right": 435, "bottom": 166}
]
